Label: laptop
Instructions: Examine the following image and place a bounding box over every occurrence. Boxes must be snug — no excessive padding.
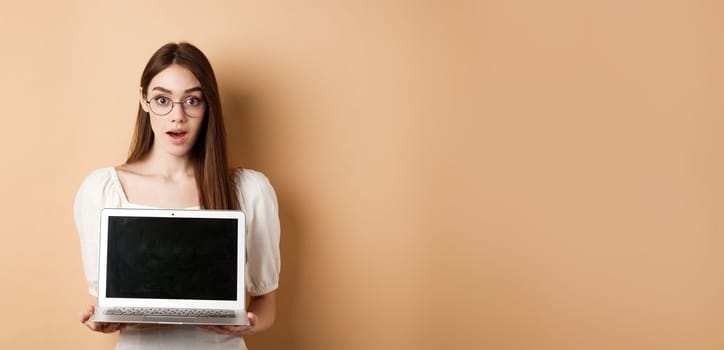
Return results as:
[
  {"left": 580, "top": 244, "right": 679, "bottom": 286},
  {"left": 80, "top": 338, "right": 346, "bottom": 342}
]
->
[{"left": 89, "top": 208, "right": 250, "bottom": 326}]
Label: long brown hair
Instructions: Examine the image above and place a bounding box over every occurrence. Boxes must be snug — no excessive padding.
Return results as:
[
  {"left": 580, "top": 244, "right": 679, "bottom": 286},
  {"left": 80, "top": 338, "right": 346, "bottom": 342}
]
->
[{"left": 126, "top": 42, "right": 238, "bottom": 210}]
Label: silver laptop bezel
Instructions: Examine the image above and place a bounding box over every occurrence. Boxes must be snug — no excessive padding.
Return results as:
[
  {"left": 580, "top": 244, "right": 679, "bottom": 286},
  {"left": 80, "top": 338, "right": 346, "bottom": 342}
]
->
[{"left": 97, "top": 208, "right": 246, "bottom": 310}]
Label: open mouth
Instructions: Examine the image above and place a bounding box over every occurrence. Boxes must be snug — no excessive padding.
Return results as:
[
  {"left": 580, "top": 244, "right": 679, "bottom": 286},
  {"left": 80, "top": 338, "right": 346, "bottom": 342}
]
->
[{"left": 166, "top": 131, "right": 188, "bottom": 143}]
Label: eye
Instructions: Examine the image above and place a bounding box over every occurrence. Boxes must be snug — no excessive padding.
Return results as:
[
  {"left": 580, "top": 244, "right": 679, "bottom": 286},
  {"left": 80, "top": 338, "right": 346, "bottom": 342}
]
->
[
  {"left": 152, "top": 96, "right": 170, "bottom": 105},
  {"left": 184, "top": 97, "right": 202, "bottom": 106}
]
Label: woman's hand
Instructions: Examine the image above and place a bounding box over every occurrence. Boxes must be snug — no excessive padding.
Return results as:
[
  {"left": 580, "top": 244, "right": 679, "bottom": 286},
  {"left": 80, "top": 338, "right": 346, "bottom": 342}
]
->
[
  {"left": 80, "top": 305, "right": 127, "bottom": 333},
  {"left": 202, "top": 291, "right": 275, "bottom": 336},
  {"left": 200, "top": 312, "right": 258, "bottom": 337}
]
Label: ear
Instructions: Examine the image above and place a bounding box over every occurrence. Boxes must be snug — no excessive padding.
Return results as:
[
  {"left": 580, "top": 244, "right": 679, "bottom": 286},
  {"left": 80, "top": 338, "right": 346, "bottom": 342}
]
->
[{"left": 139, "top": 87, "right": 149, "bottom": 113}]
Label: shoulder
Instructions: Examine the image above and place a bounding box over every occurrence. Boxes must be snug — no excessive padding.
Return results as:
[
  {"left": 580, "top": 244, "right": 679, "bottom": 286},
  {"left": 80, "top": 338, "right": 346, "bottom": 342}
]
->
[
  {"left": 78, "top": 166, "right": 117, "bottom": 191},
  {"left": 232, "top": 168, "right": 273, "bottom": 190},
  {"left": 231, "top": 168, "right": 278, "bottom": 209},
  {"left": 75, "top": 166, "right": 123, "bottom": 208}
]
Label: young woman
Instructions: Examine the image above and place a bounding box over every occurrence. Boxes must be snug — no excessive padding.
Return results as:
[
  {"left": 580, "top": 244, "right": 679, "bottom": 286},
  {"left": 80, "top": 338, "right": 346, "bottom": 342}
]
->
[{"left": 75, "top": 42, "right": 280, "bottom": 349}]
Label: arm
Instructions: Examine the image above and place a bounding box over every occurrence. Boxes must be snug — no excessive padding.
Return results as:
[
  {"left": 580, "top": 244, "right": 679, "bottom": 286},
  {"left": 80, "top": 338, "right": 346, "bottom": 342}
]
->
[
  {"left": 248, "top": 291, "right": 277, "bottom": 332},
  {"left": 203, "top": 170, "right": 280, "bottom": 337},
  {"left": 76, "top": 170, "right": 125, "bottom": 333}
]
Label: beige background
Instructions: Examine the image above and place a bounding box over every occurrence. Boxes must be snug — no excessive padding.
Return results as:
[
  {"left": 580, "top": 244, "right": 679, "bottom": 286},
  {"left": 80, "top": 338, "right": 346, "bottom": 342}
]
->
[{"left": 1, "top": 1, "right": 723, "bottom": 349}]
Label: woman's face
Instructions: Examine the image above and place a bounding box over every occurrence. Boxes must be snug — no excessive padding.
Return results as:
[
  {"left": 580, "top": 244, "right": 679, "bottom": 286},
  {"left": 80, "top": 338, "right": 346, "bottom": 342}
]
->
[{"left": 140, "top": 64, "right": 206, "bottom": 158}]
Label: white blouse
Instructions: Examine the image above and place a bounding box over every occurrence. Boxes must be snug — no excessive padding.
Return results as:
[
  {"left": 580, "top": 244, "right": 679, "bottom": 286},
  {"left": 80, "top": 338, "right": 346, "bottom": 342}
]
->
[{"left": 74, "top": 167, "right": 281, "bottom": 349}]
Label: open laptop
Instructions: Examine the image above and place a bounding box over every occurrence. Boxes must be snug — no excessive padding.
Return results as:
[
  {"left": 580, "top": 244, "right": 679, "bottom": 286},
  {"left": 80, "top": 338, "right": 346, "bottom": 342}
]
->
[{"left": 89, "top": 208, "right": 250, "bottom": 326}]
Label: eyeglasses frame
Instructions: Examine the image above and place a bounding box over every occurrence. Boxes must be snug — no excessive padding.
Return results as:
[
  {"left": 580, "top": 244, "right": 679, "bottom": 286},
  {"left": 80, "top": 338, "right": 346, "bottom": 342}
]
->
[{"left": 145, "top": 97, "right": 206, "bottom": 118}]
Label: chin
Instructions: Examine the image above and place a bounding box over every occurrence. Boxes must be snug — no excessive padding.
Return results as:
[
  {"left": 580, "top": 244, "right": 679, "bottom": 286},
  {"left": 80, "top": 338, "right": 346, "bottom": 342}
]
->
[{"left": 164, "top": 145, "right": 195, "bottom": 158}]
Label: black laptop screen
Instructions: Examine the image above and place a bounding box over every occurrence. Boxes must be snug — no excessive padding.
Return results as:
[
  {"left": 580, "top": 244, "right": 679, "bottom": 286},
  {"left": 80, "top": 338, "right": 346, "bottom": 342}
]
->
[{"left": 106, "top": 216, "right": 238, "bottom": 300}]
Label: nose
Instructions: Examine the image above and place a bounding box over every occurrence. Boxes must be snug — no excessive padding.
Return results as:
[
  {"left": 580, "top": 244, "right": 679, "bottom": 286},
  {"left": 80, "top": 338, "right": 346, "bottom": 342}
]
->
[{"left": 169, "top": 102, "right": 187, "bottom": 123}]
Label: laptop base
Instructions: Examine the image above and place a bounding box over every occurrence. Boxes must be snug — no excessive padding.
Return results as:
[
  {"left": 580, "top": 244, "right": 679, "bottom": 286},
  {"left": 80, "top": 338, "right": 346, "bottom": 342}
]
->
[{"left": 90, "top": 309, "right": 250, "bottom": 326}]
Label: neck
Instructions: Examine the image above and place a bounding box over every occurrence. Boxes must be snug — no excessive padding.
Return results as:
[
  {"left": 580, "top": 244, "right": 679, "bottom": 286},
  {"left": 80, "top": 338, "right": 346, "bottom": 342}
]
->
[{"left": 142, "top": 146, "right": 196, "bottom": 180}]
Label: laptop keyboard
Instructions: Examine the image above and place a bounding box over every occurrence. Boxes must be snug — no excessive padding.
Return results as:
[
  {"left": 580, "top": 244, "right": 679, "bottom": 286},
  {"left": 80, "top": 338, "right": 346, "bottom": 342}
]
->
[{"left": 104, "top": 307, "right": 236, "bottom": 318}]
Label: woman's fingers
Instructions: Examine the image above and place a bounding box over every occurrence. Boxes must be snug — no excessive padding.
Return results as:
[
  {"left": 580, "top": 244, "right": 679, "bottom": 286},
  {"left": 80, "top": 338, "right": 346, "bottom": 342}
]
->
[
  {"left": 79, "top": 306, "right": 128, "bottom": 333},
  {"left": 247, "top": 312, "right": 257, "bottom": 327},
  {"left": 80, "top": 305, "right": 95, "bottom": 323},
  {"left": 86, "top": 321, "right": 123, "bottom": 333},
  {"left": 197, "top": 311, "right": 258, "bottom": 336},
  {"left": 199, "top": 324, "right": 253, "bottom": 336},
  {"left": 85, "top": 320, "right": 99, "bottom": 331}
]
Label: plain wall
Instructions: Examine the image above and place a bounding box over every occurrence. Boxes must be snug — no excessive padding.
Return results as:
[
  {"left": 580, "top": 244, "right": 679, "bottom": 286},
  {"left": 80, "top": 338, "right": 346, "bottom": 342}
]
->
[{"left": 1, "top": 1, "right": 723, "bottom": 349}]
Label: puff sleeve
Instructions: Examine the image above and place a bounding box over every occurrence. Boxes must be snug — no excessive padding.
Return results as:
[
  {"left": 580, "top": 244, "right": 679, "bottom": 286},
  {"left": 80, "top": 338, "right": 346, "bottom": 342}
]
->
[
  {"left": 73, "top": 168, "right": 122, "bottom": 296},
  {"left": 234, "top": 169, "right": 281, "bottom": 296}
]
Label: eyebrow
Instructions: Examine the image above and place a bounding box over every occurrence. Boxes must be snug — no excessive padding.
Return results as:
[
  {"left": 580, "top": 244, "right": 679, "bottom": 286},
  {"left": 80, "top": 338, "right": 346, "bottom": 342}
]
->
[{"left": 150, "top": 86, "right": 203, "bottom": 94}]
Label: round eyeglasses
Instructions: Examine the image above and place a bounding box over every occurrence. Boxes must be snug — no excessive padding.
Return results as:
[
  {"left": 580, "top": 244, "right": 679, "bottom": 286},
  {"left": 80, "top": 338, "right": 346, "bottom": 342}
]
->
[{"left": 146, "top": 96, "right": 206, "bottom": 118}]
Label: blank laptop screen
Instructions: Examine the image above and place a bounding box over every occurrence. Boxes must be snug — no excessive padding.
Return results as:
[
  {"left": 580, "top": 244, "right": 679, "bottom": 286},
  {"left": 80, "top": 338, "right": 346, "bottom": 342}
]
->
[{"left": 106, "top": 216, "right": 238, "bottom": 300}]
